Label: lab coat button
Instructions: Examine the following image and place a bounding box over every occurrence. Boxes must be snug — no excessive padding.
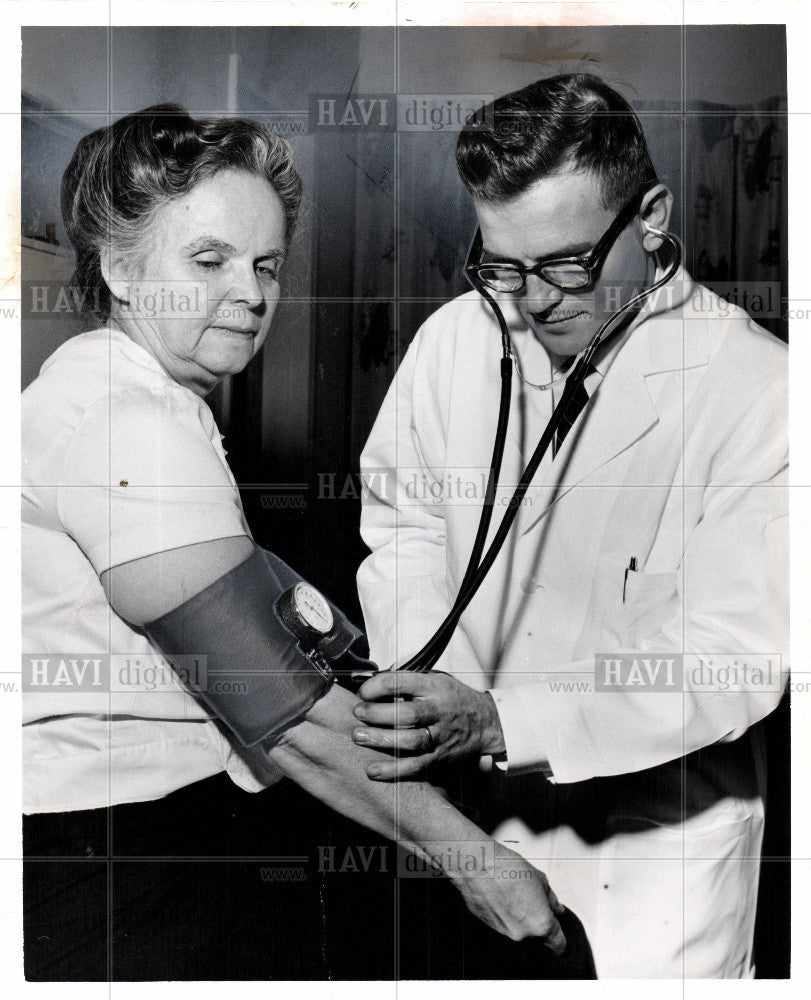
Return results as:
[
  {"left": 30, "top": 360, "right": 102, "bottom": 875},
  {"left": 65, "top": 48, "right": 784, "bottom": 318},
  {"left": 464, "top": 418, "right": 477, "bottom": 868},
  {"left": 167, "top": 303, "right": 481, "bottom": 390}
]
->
[{"left": 520, "top": 576, "right": 544, "bottom": 593}]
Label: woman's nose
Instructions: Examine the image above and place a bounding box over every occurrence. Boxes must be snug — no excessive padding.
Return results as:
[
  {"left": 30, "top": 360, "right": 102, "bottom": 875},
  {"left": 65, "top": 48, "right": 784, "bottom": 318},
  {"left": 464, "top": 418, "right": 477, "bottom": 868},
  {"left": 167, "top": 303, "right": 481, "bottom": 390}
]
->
[
  {"left": 522, "top": 272, "right": 564, "bottom": 312},
  {"left": 227, "top": 264, "right": 264, "bottom": 309}
]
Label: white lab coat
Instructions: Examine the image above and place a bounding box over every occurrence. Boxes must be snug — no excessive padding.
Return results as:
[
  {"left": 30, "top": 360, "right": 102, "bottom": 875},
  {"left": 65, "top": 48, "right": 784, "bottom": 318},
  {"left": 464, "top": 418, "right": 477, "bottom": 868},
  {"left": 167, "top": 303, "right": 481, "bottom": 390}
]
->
[{"left": 357, "top": 269, "right": 788, "bottom": 978}]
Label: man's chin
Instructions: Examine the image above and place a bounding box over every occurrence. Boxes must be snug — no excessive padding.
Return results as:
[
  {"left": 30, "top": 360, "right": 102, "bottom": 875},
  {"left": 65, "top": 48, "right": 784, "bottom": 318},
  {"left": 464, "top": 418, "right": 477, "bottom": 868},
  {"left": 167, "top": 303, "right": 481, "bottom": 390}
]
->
[{"left": 528, "top": 323, "right": 594, "bottom": 358}]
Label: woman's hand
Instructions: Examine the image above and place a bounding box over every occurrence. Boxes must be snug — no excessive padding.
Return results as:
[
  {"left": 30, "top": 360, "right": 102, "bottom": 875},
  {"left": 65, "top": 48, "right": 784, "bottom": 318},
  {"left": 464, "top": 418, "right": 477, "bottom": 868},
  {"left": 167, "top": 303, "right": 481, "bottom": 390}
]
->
[
  {"left": 353, "top": 670, "right": 506, "bottom": 780},
  {"left": 260, "top": 685, "right": 566, "bottom": 950},
  {"left": 448, "top": 845, "right": 567, "bottom": 951}
]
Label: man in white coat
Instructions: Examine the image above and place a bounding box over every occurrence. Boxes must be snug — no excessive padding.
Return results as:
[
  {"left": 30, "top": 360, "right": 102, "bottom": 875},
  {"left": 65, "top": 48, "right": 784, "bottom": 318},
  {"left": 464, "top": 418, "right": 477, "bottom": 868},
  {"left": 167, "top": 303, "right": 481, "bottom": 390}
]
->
[{"left": 352, "top": 74, "right": 788, "bottom": 978}]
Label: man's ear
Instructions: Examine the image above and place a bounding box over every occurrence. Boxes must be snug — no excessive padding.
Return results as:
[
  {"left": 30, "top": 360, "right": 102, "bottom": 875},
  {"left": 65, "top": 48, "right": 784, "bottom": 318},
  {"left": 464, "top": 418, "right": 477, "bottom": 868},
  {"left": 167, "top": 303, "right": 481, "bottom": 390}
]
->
[
  {"left": 638, "top": 184, "right": 674, "bottom": 252},
  {"left": 99, "top": 248, "right": 137, "bottom": 305}
]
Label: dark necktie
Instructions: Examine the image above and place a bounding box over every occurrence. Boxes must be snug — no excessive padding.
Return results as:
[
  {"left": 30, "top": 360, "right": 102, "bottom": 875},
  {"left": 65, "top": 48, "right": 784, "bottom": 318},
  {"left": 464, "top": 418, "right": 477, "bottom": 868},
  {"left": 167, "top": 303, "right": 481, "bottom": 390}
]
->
[{"left": 552, "top": 364, "right": 597, "bottom": 457}]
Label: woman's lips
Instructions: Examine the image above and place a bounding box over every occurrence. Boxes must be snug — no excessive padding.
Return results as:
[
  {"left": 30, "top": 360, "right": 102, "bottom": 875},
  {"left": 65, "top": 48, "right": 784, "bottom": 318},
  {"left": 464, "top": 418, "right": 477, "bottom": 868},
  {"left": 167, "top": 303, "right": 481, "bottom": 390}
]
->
[{"left": 211, "top": 325, "right": 259, "bottom": 336}]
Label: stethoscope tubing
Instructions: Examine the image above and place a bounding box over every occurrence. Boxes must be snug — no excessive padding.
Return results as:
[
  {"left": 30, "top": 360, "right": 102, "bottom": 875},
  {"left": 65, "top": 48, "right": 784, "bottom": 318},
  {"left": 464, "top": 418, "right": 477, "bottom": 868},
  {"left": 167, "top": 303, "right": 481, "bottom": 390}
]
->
[{"left": 399, "top": 233, "right": 683, "bottom": 673}]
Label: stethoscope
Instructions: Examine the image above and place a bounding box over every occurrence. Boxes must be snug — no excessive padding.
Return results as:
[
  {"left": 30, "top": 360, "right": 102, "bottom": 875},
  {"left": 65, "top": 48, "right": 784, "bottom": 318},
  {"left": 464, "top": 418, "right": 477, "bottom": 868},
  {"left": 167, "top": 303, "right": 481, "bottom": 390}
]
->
[{"left": 397, "top": 226, "right": 684, "bottom": 674}]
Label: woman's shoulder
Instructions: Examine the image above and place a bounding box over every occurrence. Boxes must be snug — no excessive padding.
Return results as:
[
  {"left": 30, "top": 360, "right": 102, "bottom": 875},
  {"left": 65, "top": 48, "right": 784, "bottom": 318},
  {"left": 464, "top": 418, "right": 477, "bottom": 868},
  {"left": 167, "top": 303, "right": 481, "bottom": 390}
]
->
[
  {"left": 22, "top": 328, "right": 216, "bottom": 467},
  {"left": 25, "top": 327, "right": 204, "bottom": 419},
  {"left": 27, "top": 327, "right": 170, "bottom": 396}
]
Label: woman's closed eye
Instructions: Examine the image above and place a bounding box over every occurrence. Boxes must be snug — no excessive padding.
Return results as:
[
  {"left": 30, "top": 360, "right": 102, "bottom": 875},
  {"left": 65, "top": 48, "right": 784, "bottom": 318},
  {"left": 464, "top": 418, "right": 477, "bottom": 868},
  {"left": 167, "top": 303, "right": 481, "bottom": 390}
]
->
[
  {"left": 193, "top": 253, "right": 224, "bottom": 270},
  {"left": 256, "top": 254, "right": 285, "bottom": 281},
  {"left": 256, "top": 261, "right": 280, "bottom": 281},
  {"left": 193, "top": 254, "right": 280, "bottom": 281}
]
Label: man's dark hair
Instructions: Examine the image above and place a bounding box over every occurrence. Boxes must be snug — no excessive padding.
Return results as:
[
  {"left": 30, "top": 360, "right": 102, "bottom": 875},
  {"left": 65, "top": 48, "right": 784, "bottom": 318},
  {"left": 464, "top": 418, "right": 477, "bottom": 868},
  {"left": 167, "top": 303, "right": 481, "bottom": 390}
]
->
[{"left": 456, "top": 73, "right": 657, "bottom": 210}]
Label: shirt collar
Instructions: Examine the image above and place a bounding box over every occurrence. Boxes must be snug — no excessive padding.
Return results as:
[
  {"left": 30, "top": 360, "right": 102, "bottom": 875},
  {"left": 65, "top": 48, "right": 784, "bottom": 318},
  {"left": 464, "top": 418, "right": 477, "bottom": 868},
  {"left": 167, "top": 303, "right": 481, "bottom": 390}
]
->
[{"left": 103, "top": 324, "right": 176, "bottom": 381}]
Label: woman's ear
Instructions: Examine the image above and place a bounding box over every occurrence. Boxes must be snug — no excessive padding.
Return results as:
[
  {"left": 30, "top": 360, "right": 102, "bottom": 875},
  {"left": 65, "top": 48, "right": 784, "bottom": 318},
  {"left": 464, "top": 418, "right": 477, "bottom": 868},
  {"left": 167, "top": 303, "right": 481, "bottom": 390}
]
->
[
  {"left": 638, "top": 184, "right": 674, "bottom": 252},
  {"left": 99, "top": 248, "right": 136, "bottom": 306}
]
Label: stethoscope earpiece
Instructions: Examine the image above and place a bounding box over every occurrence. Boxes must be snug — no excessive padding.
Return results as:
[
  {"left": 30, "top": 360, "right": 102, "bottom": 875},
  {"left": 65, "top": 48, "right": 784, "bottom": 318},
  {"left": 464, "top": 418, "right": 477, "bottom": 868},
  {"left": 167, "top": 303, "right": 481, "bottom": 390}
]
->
[{"left": 641, "top": 221, "right": 673, "bottom": 254}]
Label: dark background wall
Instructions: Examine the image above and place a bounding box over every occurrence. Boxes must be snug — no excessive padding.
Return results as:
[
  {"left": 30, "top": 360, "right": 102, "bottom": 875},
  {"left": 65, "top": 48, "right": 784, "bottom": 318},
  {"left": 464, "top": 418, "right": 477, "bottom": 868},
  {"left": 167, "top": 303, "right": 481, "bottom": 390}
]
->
[
  {"left": 21, "top": 25, "right": 789, "bottom": 598},
  {"left": 22, "top": 25, "right": 789, "bottom": 977}
]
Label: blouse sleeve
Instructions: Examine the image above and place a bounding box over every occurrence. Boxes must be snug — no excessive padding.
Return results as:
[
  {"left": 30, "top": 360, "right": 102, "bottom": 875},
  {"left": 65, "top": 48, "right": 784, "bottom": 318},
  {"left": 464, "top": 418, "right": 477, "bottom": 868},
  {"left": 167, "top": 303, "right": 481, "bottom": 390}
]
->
[{"left": 56, "top": 386, "right": 248, "bottom": 576}]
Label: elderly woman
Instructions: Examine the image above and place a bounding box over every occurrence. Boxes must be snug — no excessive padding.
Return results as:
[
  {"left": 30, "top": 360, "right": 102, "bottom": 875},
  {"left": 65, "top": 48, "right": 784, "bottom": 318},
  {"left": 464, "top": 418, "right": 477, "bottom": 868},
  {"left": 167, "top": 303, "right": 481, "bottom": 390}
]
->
[{"left": 21, "top": 105, "right": 566, "bottom": 980}]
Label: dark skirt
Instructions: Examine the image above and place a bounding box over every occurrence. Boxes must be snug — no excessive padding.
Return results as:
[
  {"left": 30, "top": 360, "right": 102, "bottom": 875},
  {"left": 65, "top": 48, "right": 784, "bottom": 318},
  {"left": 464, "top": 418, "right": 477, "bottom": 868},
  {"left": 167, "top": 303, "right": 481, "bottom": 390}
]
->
[{"left": 23, "top": 770, "right": 596, "bottom": 981}]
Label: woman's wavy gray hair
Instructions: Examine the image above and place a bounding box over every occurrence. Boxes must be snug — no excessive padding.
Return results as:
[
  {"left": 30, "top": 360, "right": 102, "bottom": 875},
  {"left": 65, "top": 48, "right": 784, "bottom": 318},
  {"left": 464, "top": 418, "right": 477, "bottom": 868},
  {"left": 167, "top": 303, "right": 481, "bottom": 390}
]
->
[{"left": 61, "top": 103, "right": 302, "bottom": 322}]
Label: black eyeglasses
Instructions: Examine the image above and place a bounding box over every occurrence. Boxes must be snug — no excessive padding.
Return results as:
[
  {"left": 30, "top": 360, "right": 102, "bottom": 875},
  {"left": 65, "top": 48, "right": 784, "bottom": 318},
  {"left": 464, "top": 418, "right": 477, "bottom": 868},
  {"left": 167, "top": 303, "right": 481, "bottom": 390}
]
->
[{"left": 465, "top": 181, "right": 657, "bottom": 294}]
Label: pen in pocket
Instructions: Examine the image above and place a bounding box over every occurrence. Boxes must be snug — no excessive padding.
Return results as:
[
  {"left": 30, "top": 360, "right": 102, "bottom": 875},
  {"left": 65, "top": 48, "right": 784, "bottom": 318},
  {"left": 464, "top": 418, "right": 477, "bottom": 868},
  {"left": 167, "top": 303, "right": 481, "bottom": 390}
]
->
[{"left": 622, "top": 556, "right": 638, "bottom": 603}]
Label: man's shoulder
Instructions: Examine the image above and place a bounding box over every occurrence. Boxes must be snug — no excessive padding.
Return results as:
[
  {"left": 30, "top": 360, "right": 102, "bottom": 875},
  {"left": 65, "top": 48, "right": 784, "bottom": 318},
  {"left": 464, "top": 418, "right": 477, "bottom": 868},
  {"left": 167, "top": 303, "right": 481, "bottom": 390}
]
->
[
  {"left": 688, "top": 282, "right": 787, "bottom": 391},
  {"left": 414, "top": 289, "right": 494, "bottom": 341},
  {"left": 406, "top": 289, "right": 508, "bottom": 371},
  {"left": 643, "top": 277, "right": 787, "bottom": 395}
]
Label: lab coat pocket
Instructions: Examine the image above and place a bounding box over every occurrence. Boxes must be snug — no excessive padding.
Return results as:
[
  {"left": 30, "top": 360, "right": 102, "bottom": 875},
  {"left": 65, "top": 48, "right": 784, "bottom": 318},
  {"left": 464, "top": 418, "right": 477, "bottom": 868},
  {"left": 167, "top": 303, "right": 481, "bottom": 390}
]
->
[
  {"left": 596, "top": 809, "right": 762, "bottom": 977},
  {"left": 593, "top": 555, "right": 681, "bottom": 649}
]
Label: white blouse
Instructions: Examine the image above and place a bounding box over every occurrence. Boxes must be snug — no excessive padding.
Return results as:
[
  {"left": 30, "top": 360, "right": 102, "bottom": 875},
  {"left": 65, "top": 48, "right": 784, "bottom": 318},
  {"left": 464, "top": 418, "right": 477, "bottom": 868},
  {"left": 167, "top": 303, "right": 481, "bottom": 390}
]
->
[{"left": 22, "top": 327, "right": 277, "bottom": 813}]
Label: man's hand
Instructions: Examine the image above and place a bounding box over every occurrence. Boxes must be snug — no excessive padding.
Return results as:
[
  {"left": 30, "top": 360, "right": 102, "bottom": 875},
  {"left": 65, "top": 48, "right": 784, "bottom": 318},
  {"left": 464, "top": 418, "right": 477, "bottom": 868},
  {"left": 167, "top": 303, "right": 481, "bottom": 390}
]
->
[{"left": 353, "top": 670, "right": 506, "bottom": 780}]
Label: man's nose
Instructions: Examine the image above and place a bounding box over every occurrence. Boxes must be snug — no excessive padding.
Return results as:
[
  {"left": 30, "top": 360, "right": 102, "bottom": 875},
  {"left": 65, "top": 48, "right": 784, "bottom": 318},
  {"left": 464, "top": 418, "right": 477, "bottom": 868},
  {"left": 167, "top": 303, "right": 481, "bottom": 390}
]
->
[{"left": 521, "top": 272, "right": 564, "bottom": 313}]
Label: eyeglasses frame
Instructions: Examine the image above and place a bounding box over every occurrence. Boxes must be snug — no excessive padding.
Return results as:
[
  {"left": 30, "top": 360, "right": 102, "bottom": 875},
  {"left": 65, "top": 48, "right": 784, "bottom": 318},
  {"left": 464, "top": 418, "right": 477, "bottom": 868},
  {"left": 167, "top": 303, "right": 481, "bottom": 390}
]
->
[{"left": 464, "top": 179, "right": 659, "bottom": 294}]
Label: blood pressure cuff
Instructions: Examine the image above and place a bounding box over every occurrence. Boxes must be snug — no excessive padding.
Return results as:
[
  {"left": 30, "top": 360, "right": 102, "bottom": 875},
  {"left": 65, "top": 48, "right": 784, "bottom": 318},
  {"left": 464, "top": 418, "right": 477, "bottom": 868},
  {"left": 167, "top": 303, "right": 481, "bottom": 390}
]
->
[{"left": 143, "top": 544, "right": 370, "bottom": 748}]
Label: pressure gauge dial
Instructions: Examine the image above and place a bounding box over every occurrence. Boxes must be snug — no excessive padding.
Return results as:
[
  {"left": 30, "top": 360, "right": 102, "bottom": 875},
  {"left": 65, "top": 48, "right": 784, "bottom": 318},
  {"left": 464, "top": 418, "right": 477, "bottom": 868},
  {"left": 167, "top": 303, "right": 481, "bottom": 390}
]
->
[
  {"left": 277, "top": 582, "right": 334, "bottom": 647},
  {"left": 275, "top": 579, "right": 378, "bottom": 690}
]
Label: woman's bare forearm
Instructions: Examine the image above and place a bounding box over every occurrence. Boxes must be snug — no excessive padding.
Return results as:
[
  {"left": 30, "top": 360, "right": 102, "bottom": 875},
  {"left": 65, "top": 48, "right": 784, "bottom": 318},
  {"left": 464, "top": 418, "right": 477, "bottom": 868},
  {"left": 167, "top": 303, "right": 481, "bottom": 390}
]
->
[
  {"left": 264, "top": 684, "right": 485, "bottom": 863},
  {"left": 262, "top": 685, "right": 566, "bottom": 949}
]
